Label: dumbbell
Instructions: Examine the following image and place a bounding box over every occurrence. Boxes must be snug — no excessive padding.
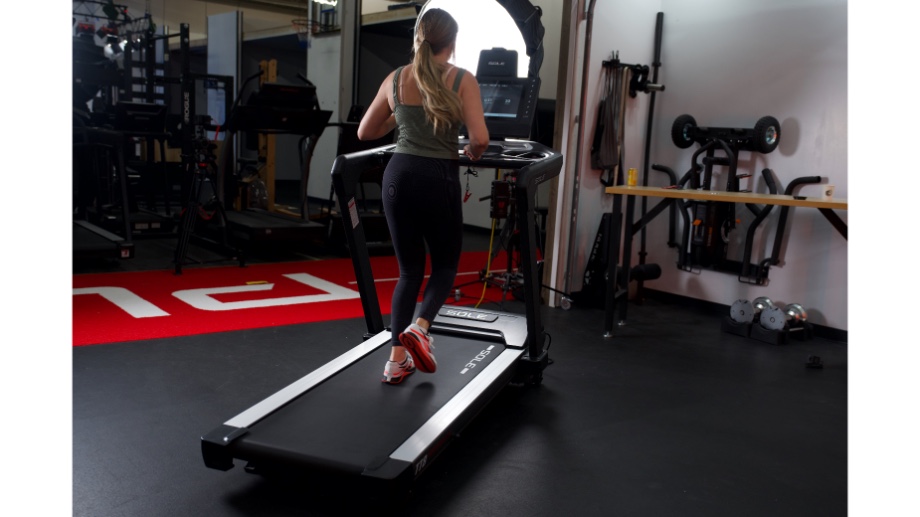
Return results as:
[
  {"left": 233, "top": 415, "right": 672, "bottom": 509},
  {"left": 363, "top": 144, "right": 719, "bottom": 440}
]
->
[
  {"left": 760, "top": 302, "right": 808, "bottom": 331},
  {"left": 752, "top": 297, "right": 774, "bottom": 316},
  {"left": 784, "top": 303, "right": 808, "bottom": 326}
]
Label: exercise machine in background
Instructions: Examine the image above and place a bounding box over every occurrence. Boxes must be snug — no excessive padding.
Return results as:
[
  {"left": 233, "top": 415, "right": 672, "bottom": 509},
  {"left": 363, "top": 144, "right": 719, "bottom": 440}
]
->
[
  {"left": 662, "top": 113, "right": 786, "bottom": 281},
  {"left": 72, "top": 21, "right": 198, "bottom": 260},
  {"left": 72, "top": 124, "right": 135, "bottom": 261},
  {"left": 213, "top": 61, "right": 333, "bottom": 252},
  {"left": 322, "top": 105, "right": 397, "bottom": 255}
]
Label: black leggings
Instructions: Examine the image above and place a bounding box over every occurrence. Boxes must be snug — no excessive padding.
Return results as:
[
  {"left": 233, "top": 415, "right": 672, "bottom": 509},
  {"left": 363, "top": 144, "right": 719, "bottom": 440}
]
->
[{"left": 382, "top": 153, "right": 463, "bottom": 345}]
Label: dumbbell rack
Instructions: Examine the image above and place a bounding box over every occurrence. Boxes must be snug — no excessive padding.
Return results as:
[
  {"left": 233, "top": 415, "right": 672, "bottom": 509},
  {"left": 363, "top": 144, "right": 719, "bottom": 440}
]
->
[{"left": 721, "top": 315, "right": 814, "bottom": 345}]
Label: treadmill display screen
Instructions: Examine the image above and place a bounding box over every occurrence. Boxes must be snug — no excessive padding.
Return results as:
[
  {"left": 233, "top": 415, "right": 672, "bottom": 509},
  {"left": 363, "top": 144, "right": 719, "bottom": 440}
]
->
[
  {"left": 465, "top": 76, "right": 540, "bottom": 140},
  {"left": 480, "top": 81, "right": 523, "bottom": 120}
]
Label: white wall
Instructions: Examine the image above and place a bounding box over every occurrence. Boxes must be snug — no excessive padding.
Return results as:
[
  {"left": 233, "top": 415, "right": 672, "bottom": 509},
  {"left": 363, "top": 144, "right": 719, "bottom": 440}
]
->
[
  {"left": 553, "top": 0, "right": 848, "bottom": 330},
  {"left": 303, "top": 31, "right": 344, "bottom": 201}
]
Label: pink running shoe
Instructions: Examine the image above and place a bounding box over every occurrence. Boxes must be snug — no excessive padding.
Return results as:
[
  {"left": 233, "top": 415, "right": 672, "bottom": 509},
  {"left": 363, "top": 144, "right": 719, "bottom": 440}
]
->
[
  {"left": 382, "top": 355, "right": 416, "bottom": 384},
  {"left": 399, "top": 324, "right": 437, "bottom": 373}
]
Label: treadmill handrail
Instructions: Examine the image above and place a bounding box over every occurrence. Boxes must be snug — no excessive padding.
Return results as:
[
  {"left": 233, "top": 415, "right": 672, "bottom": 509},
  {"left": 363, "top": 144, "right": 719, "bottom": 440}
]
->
[
  {"left": 512, "top": 149, "right": 563, "bottom": 359},
  {"left": 330, "top": 147, "right": 391, "bottom": 335}
]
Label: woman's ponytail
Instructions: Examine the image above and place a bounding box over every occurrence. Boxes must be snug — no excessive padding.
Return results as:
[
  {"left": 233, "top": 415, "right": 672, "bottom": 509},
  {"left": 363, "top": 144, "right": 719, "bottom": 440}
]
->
[{"left": 413, "top": 9, "right": 463, "bottom": 134}]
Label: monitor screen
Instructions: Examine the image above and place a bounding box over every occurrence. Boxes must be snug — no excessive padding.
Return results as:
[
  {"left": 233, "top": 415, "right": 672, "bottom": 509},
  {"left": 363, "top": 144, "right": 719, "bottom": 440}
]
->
[
  {"left": 466, "top": 76, "right": 540, "bottom": 140},
  {"left": 480, "top": 81, "right": 524, "bottom": 120}
]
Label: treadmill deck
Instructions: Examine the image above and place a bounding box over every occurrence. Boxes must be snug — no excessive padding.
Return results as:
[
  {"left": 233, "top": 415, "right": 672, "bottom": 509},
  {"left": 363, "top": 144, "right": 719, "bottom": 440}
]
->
[{"left": 203, "top": 324, "right": 523, "bottom": 481}]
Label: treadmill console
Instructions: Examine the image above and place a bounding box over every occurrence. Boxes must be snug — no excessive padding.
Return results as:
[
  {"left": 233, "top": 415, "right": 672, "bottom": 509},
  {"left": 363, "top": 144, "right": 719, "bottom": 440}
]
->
[
  {"left": 231, "top": 82, "right": 331, "bottom": 135},
  {"left": 462, "top": 76, "right": 541, "bottom": 141}
]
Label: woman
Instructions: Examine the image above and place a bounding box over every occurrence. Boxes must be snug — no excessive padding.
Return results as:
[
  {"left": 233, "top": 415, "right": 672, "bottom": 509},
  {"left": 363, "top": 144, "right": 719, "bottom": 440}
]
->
[{"left": 357, "top": 8, "right": 489, "bottom": 384}]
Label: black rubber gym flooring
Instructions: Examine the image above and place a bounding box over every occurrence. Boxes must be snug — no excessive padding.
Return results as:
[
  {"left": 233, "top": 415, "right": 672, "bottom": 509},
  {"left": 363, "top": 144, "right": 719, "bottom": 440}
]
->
[{"left": 72, "top": 229, "right": 847, "bottom": 517}]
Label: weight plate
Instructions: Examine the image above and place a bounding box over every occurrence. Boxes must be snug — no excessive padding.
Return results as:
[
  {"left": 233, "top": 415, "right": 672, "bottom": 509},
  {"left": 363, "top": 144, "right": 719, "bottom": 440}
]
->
[
  {"left": 760, "top": 306, "right": 788, "bottom": 331},
  {"left": 730, "top": 299, "right": 754, "bottom": 324}
]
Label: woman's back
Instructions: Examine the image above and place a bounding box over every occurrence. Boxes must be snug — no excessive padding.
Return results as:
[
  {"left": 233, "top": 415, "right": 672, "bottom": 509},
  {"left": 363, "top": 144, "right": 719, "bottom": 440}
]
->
[
  {"left": 393, "top": 65, "right": 466, "bottom": 159},
  {"left": 394, "top": 64, "right": 461, "bottom": 106}
]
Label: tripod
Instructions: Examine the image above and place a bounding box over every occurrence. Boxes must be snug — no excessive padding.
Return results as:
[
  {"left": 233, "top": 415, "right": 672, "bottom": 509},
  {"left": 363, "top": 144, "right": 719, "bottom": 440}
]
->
[
  {"left": 453, "top": 175, "right": 525, "bottom": 310},
  {"left": 485, "top": 198, "right": 525, "bottom": 308},
  {"left": 454, "top": 173, "right": 574, "bottom": 311},
  {"left": 173, "top": 125, "right": 243, "bottom": 274}
]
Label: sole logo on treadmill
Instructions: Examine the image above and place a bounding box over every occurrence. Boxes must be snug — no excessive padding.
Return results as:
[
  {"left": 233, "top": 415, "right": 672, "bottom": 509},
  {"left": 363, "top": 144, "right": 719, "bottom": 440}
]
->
[
  {"left": 438, "top": 307, "right": 499, "bottom": 322},
  {"left": 460, "top": 345, "right": 495, "bottom": 374}
]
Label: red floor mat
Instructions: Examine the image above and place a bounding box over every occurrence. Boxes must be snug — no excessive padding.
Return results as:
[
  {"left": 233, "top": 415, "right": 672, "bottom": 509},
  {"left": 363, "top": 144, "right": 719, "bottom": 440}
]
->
[{"left": 72, "top": 251, "right": 518, "bottom": 346}]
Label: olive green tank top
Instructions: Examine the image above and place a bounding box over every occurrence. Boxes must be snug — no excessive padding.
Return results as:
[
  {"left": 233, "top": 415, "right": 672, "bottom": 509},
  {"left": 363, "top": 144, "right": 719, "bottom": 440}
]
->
[{"left": 393, "top": 65, "right": 465, "bottom": 160}]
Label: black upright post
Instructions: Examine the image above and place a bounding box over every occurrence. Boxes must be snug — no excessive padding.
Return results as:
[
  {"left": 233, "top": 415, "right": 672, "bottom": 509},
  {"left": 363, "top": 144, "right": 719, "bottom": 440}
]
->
[
  {"left": 179, "top": 24, "right": 193, "bottom": 170},
  {"left": 174, "top": 24, "right": 195, "bottom": 275},
  {"left": 514, "top": 153, "right": 563, "bottom": 361},
  {"left": 637, "top": 12, "right": 665, "bottom": 298},
  {"left": 603, "top": 191, "right": 624, "bottom": 338},
  {"left": 331, "top": 149, "right": 387, "bottom": 338},
  {"left": 145, "top": 26, "right": 157, "bottom": 103}
]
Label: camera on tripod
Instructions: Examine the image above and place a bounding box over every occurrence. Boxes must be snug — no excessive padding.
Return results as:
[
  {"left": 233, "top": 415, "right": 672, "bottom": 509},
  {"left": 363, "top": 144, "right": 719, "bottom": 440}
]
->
[{"left": 186, "top": 115, "right": 218, "bottom": 166}]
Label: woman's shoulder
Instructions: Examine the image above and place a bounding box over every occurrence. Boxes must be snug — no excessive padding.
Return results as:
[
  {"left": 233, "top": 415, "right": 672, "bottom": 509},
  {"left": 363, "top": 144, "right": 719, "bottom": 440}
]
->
[
  {"left": 381, "top": 67, "right": 399, "bottom": 83},
  {"left": 454, "top": 67, "right": 479, "bottom": 89}
]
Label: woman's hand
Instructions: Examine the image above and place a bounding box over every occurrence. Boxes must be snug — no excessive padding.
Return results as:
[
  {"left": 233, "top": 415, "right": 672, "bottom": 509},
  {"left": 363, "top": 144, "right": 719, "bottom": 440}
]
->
[{"left": 463, "top": 144, "right": 481, "bottom": 161}]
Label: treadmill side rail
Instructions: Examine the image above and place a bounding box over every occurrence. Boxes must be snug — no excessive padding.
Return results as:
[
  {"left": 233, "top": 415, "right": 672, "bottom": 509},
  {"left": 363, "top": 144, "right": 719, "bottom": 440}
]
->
[
  {"left": 365, "top": 347, "right": 524, "bottom": 481},
  {"left": 224, "top": 332, "right": 390, "bottom": 429},
  {"left": 201, "top": 333, "right": 390, "bottom": 472}
]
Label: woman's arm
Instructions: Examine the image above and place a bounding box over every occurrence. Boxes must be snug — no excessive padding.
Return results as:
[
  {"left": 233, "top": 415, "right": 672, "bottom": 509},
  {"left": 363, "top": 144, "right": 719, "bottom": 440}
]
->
[
  {"left": 458, "top": 71, "right": 489, "bottom": 160},
  {"left": 357, "top": 71, "right": 397, "bottom": 141}
]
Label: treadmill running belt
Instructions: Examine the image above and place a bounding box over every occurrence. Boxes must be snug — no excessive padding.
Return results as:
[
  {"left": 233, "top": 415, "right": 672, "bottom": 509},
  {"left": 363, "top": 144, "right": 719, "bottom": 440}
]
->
[
  {"left": 224, "top": 210, "right": 325, "bottom": 242},
  {"left": 226, "top": 332, "right": 506, "bottom": 476},
  {"left": 73, "top": 221, "right": 133, "bottom": 260}
]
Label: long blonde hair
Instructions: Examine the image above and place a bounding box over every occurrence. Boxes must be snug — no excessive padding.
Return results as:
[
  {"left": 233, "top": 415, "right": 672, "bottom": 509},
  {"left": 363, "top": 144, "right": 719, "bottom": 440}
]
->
[{"left": 413, "top": 8, "right": 463, "bottom": 134}]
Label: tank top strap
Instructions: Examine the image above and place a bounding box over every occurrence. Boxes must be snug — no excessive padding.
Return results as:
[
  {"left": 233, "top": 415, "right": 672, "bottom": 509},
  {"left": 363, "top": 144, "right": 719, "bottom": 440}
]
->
[
  {"left": 451, "top": 68, "right": 465, "bottom": 93},
  {"left": 392, "top": 66, "right": 404, "bottom": 106}
]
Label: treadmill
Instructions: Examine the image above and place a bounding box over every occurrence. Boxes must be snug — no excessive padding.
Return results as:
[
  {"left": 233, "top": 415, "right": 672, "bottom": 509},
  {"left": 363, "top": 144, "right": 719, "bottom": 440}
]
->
[
  {"left": 217, "top": 82, "right": 333, "bottom": 246},
  {"left": 72, "top": 126, "right": 136, "bottom": 261},
  {"left": 201, "top": 75, "right": 561, "bottom": 488},
  {"left": 73, "top": 220, "right": 134, "bottom": 260}
]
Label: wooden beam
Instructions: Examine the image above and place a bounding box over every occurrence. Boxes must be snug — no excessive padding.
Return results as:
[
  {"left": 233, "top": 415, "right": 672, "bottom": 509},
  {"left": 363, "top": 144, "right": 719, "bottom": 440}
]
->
[
  {"left": 604, "top": 185, "right": 847, "bottom": 211},
  {"left": 361, "top": 6, "right": 417, "bottom": 26}
]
